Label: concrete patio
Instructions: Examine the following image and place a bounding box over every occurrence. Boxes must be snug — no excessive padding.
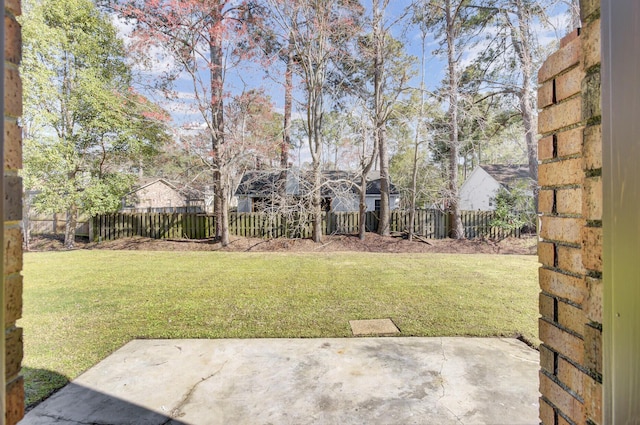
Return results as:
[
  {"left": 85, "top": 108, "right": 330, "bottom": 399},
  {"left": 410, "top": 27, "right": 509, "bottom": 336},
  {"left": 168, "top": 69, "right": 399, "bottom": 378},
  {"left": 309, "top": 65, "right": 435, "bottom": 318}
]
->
[{"left": 21, "top": 337, "right": 540, "bottom": 425}]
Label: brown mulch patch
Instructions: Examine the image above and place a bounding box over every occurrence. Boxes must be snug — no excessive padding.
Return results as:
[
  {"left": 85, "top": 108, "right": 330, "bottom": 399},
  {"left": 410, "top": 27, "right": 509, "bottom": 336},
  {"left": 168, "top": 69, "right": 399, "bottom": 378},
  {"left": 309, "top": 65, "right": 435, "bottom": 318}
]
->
[{"left": 27, "top": 233, "right": 537, "bottom": 255}]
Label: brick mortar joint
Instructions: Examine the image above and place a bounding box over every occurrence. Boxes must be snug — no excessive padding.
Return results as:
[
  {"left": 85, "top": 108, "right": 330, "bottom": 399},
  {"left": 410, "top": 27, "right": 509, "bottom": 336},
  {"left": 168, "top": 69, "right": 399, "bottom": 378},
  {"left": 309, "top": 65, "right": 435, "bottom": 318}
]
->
[
  {"left": 541, "top": 369, "right": 586, "bottom": 404},
  {"left": 539, "top": 239, "right": 582, "bottom": 250},
  {"left": 588, "top": 370, "right": 603, "bottom": 385},
  {"left": 586, "top": 270, "right": 602, "bottom": 280},
  {"left": 540, "top": 317, "right": 586, "bottom": 340},
  {"left": 539, "top": 155, "right": 583, "bottom": 164},
  {"left": 540, "top": 291, "right": 584, "bottom": 309},
  {"left": 539, "top": 62, "right": 582, "bottom": 85},
  {"left": 583, "top": 267, "right": 603, "bottom": 277},
  {"left": 558, "top": 408, "right": 580, "bottom": 425},
  {"left": 540, "top": 264, "right": 584, "bottom": 279},
  {"left": 554, "top": 345, "right": 600, "bottom": 378},
  {"left": 541, "top": 213, "right": 584, "bottom": 219},
  {"left": 539, "top": 394, "right": 579, "bottom": 425},
  {"left": 542, "top": 240, "right": 584, "bottom": 250},
  {"left": 539, "top": 122, "right": 587, "bottom": 138},
  {"left": 585, "top": 220, "right": 602, "bottom": 228},
  {"left": 540, "top": 343, "right": 603, "bottom": 387},
  {"left": 586, "top": 321, "right": 602, "bottom": 331},
  {"left": 542, "top": 91, "right": 582, "bottom": 106},
  {"left": 538, "top": 184, "right": 582, "bottom": 190}
]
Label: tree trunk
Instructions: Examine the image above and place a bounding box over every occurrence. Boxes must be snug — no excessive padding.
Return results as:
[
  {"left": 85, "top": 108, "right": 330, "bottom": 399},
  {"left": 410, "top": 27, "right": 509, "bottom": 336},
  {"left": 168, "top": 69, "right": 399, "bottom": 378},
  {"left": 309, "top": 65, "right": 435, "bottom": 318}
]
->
[
  {"left": 282, "top": 33, "right": 294, "bottom": 169},
  {"left": 308, "top": 84, "right": 324, "bottom": 243},
  {"left": 358, "top": 120, "right": 378, "bottom": 240},
  {"left": 521, "top": 81, "right": 538, "bottom": 196},
  {"left": 358, "top": 176, "right": 367, "bottom": 240},
  {"left": 307, "top": 54, "right": 325, "bottom": 243},
  {"left": 373, "top": 0, "right": 390, "bottom": 237},
  {"left": 408, "top": 137, "right": 419, "bottom": 242},
  {"left": 210, "top": 4, "right": 228, "bottom": 245},
  {"left": 312, "top": 161, "right": 322, "bottom": 243},
  {"left": 446, "top": 0, "right": 464, "bottom": 239},
  {"left": 23, "top": 193, "right": 31, "bottom": 251},
  {"left": 64, "top": 202, "right": 78, "bottom": 249},
  {"left": 377, "top": 124, "right": 390, "bottom": 236},
  {"left": 220, "top": 180, "right": 230, "bottom": 246}
]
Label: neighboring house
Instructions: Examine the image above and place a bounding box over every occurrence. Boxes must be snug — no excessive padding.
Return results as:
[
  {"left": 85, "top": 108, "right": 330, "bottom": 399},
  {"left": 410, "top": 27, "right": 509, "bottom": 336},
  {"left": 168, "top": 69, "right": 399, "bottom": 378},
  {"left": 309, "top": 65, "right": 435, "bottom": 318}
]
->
[
  {"left": 364, "top": 178, "right": 400, "bottom": 212},
  {"left": 122, "top": 178, "right": 212, "bottom": 212},
  {"left": 235, "top": 169, "right": 400, "bottom": 213},
  {"left": 459, "top": 164, "right": 533, "bottom": 211}
]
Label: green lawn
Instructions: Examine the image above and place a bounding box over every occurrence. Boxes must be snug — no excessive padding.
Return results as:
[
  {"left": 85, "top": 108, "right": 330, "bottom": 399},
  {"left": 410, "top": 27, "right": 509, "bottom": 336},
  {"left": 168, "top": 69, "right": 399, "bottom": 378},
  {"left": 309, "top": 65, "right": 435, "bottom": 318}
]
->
[{"left": 21, "top": 250, "right": 539, "bottom": 407}]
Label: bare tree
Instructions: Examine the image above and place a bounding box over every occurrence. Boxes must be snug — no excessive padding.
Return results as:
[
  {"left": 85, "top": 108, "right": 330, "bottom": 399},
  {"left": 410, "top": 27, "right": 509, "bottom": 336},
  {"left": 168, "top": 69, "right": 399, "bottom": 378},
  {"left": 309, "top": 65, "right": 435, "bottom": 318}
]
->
[
  {"left": 332, "top": 2, "right": 414, "bottom": 237},
  {"left": 407, "top": 5, "right": 431, "bottom": 241},
  {"left": 412, "top": 0, "right": 491, "bottom": 239},
  {"left": 499, "top": 0, "right": 541, "bottom": 184},
  {"left": 118, "top": 0, "right": 262, "bottom": 246},
  {"left": 370, "top": 0, "right": 416, "bottom": 236},
  {"left": 265, "top": 0, "right": 363, "bottom": 242},
  {"left": 471, "top": 0, "right": 560, "bottom": 207}
]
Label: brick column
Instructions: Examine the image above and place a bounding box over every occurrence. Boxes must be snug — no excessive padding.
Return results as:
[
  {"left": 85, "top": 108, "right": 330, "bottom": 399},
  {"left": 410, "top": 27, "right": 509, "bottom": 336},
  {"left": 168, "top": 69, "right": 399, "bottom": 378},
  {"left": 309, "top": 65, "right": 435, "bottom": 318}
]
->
[
  {"left": 4, "top": 0, "right": 23, "bottom": 423},
  {"left": 578, "top": 2, "right": 602, "bottom": 423},
  {"left": 537, "top": 0, "right": 603, "bottom": 424},
  {"left": 538, "top": 29, "right": 587, "bottom": 425}
]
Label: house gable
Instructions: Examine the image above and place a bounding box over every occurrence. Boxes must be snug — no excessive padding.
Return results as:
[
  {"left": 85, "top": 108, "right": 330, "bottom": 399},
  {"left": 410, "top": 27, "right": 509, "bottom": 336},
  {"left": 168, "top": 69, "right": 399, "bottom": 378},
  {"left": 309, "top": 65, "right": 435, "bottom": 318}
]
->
[
  {"left": 460, "top": 165, "right": 532, "bottom": 211},
  {"left": 123, "top": 179, "right": 187, "bottom": 210},
  {"left": 459, "top": 167, "right": 502, "bottom": 210}
]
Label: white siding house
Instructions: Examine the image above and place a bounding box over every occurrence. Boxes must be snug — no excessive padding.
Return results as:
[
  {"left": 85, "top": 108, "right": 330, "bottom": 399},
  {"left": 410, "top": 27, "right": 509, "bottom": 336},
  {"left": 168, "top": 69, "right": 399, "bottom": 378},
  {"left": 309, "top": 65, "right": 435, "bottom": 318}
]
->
[{"left": 459, "top": 165, "right": 532, "bottom": 211}]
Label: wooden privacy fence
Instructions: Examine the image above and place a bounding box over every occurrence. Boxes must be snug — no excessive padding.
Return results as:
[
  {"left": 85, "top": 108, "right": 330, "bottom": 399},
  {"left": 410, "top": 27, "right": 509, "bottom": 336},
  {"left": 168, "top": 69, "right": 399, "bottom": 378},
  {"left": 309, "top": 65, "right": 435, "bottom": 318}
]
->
[
  {"left": 459, "top": 210, "right": 521, "bottom": 239},
  {"left": 92, "top": 210, "right": 522, "bottom": 241},
  {"left": 26, "top": 213, "right": 90, "bottom": 237}
]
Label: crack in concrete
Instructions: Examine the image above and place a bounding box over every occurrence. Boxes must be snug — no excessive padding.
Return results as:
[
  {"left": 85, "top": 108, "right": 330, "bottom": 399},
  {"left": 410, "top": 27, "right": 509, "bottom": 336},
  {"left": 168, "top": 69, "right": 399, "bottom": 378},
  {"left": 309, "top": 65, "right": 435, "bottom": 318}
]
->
[
  {"left": 438, "top": 338, "right": 447, "bottom": 399},
  {"left": 38, "top": 412, "right": 113, "bottom": 425},
  {"left": 162, "top": 360, "right": 229, "bottom": 424},
  {"left": 436, "top": 339, "right": 465, "bottom": 425}
]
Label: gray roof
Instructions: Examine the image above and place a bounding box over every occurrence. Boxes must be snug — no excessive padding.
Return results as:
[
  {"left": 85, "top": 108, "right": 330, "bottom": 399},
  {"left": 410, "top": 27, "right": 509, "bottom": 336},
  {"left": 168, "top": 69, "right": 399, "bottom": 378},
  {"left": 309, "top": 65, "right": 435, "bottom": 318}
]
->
[
  {"left": 481, "top": 164, "right": 532, "bottom": 188},
  {"left": 235, "top": 170, "right": 293, "bottom": 196},
  {"left": 365, "top": 178, "right": 399, "bottom": 195},
  {"left": 235, "top": 169, "right": 399, "bottom": 197}
]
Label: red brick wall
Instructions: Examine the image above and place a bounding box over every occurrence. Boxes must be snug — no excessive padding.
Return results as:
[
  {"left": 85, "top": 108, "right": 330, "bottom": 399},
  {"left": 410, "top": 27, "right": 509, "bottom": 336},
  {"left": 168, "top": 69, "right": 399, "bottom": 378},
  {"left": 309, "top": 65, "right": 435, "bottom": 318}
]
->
[
  {"left": 537, "top": 1, "right": 602, "bottom": 423},
  {"left": 4, "top": 0, "right": 24, "bottom": 423}
]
